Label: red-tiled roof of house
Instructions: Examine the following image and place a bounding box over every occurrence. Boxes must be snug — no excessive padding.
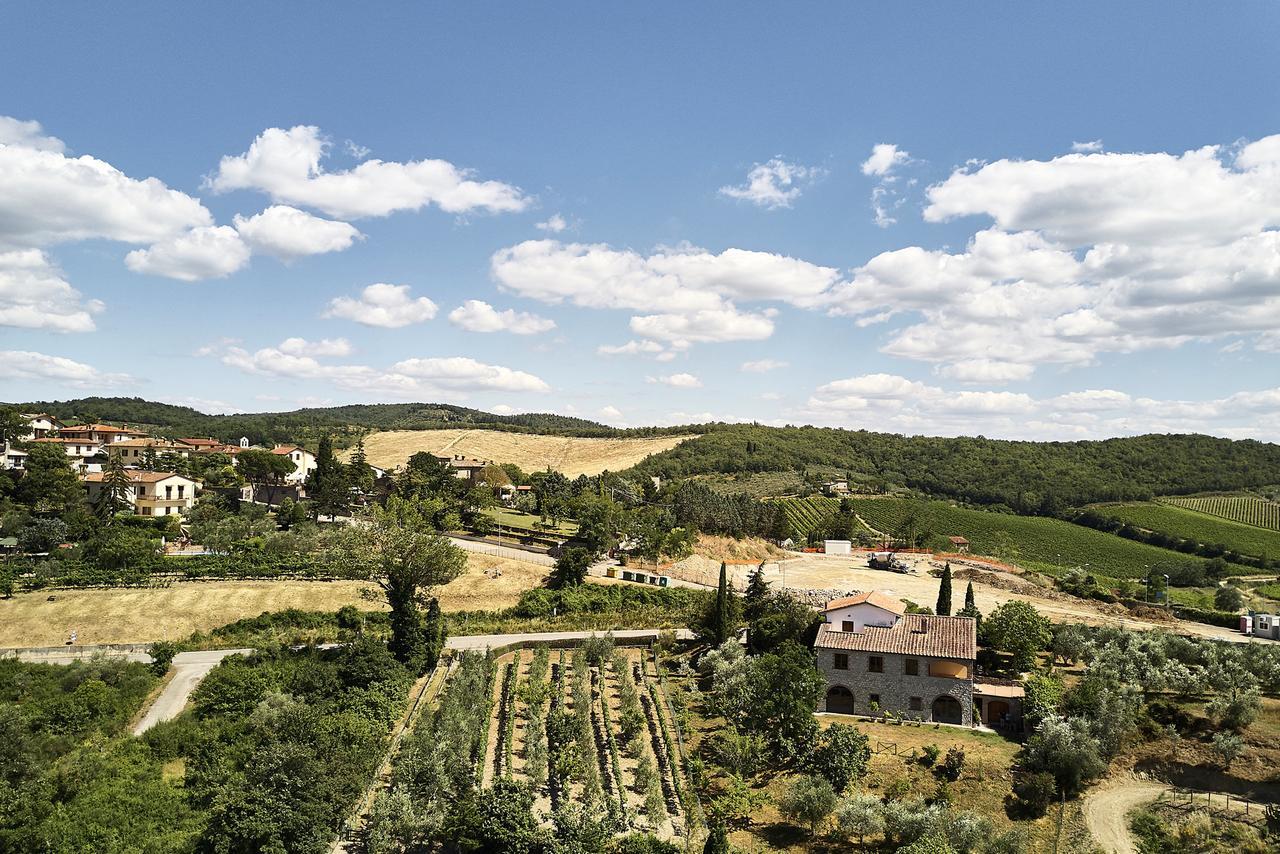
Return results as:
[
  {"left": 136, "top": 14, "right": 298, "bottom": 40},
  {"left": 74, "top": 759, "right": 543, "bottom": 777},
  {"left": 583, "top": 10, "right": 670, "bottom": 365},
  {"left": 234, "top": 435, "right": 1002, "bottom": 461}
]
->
[
  {"left": 32, "top": 437, "right": 99, "bottom": 446},
  {"left": 814, "top": 615, "right": 976, "bottom": 660},
  {"left": 111, "top": 438, "right": 191, "bottom": 449},
  {"left": 179, "top": 437, "right": 222, "bottom": 447},
  {"left": 948, "top": 536, "right": 970, "bottom": 545},
  {"left": 821, "top": 591, "right": 908, "bottom": 615},
  {"left": 83, "top": 470, "right": 193, "bottom": 484},
  {"left": 60, "top": 424, "right": 135, "bottom": 433},
  {"left": 272, "top": 445, "right": 305, "bottom": 455}
]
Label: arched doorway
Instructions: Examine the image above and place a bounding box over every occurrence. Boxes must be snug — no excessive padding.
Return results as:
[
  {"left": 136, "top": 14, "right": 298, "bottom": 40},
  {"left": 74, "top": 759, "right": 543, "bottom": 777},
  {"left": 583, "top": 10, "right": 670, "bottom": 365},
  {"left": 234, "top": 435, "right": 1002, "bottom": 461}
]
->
[
  {"left": 825, "top": 686, "right": 855, "bottom": 714},
  {"left": 985, "top": 700, "right": 1010, "bottom": 726},
  {"left": 931, "top": 695, "right": 963, "bottom": 724}
]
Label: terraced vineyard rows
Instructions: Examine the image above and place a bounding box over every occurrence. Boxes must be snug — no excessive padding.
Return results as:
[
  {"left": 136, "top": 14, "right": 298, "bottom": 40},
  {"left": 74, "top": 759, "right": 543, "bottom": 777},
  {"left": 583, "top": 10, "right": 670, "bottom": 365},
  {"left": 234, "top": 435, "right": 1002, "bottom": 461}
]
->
[
  {"left": 777, "top": 495, "right": 839, "bottom": 538},
  {"left": 1092, "top": 501, "right": 1280, "bottom": 560},
  {"left": 1160, "top": 495, "right": 1280, "bottom": 531},
  {"left": 847, "top": 498, "right": 1254, "bottom": 579}
]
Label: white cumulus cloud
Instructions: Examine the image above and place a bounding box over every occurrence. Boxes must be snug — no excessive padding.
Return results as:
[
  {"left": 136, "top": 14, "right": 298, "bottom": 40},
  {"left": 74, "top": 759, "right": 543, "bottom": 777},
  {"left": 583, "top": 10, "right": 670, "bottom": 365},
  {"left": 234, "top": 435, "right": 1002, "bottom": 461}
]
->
[
  {"left": 826, "top": 133, "right": 1280, "bottom": 379},
  {"left": 207, "top": 125, "right": 530, "bottom": 219},
  {"left": 0, "top": 117, "right": 65, "bottom": 153},
  {"left": 491, "top": 239, "right": 839, "bottom": 348},
  {"left": 648, "top": 372, "right": 702, "bottom": 388},
  {"left": 2, "top": 349, "right": 131, "bottom": 387},
  {"left": 741, "top": 358, "right": 788, "bottom": 373},
  {"left": 861, "top": 143, "right": 910, "bottom": 176},
  {"left": 0, "top": 121, "right": 211, "bottom": 250},
  {"left": 448, "top": 299, "right": 555, "bottom": 334},
  {"left": 233, "top": 205, "right": 362, "bottom": 259},
  {"left": 1071, "top": 139, "right": 1104, "bottom": 153},
  {"left": 0, "top": 249, "right": 103, "bottom": 332},
  {"left": 324, "top": 283, "right": 439, "bottom": 328},
  {"left": 213, "top": 339, "right": 549, "bottom": 396},
  {"left": 536, "top": 213, "right": 568, "bottom": 233},
  {"left": 719, "top": 158, "right": 821, "bottom": 209},
  {"left": 124, "top": 225, "right": 250, "bottom": 281},
  {"left": 801, "top": 372, "right": 1280, "bottom": 441}
]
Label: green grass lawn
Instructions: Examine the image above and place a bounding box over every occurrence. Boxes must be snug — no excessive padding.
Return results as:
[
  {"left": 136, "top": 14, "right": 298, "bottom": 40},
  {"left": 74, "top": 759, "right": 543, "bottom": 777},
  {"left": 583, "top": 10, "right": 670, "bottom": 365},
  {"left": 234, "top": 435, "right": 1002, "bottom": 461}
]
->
[
  {"left": 482, "top": 506, "right": 579, "bottom": 535},
  {"left": 848, "top": 498, "right": 1254, "bottom": 580},
  {"left": 1092, "top": 501, "right": 1280, "bottom": 561}
]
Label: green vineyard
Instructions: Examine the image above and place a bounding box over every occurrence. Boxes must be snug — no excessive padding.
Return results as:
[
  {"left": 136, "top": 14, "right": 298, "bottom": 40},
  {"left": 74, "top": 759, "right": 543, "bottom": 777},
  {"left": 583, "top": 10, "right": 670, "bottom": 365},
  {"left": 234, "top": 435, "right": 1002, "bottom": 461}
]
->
[
  {"left": 1092, "top": 501, "right": 1280, "bottom": 561},
  {"left": 1159, "top": 496, "right": 1280, "bottom": 531},
  {"left": 776, "top": 495, "right": 839, "bottom": 538},
  {"left": 845, "top": 498, "right": 1253, "bottom": 580}
]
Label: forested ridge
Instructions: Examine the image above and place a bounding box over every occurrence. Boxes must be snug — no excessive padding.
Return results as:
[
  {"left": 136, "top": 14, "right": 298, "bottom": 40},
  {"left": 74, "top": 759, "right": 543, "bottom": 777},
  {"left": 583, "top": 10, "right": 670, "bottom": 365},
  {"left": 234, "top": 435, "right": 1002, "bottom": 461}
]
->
[
  {"left": 627, "top": 426, "right": 1280, "bottom": 510},
  {"left": 13, "top": 398, "right": 1280, "bottom": 508}
]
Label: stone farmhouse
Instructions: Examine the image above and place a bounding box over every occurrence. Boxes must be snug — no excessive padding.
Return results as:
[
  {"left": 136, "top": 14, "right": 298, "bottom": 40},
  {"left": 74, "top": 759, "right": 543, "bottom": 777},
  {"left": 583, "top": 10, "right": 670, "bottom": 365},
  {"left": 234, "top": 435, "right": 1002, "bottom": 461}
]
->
[{"left": 814, "top": 592, "right": 1022, "bottom": 730}]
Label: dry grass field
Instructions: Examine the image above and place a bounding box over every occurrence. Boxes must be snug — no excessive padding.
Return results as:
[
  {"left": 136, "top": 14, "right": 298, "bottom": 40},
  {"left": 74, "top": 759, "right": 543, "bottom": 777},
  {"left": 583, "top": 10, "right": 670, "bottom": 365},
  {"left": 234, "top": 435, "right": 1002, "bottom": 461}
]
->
[
  {"left": 0, "top": 553, "right": 547, "bottom": 648},
  {"left": 349, "top": 429, "right": 693, "bottom": 477}
]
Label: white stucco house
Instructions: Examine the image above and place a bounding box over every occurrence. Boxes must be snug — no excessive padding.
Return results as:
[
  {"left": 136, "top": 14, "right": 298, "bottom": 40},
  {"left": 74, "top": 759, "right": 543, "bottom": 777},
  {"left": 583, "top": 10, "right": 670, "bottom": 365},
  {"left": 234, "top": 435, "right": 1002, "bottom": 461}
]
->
[
  {"left": 273, "top": 445, "right": 317, "bottom": 484},
  {"left": 83, "top": 470, "right": 199, "bottom": 516}
]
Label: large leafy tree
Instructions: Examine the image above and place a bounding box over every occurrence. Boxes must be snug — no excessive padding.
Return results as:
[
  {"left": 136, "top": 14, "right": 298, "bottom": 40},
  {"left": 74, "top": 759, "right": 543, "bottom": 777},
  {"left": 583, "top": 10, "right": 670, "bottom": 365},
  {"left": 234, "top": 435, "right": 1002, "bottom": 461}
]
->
[
  {"left": 549, "top": 546, "right": 591, "bottom": 589},
  {"left": 18, "top": 443, "right": 85, "bottom": 516},
  {"left": 743, "top": 641, "right": 824, "bottom": 760},
  {"left": 331, "top": 497, "right": 466, "bottom": 671},
  {"left": 981, "top": 600, "right": 1051, "bottom": 672},
  {"left": 237, "top": 449, "right": 296, "bottom": 486}
]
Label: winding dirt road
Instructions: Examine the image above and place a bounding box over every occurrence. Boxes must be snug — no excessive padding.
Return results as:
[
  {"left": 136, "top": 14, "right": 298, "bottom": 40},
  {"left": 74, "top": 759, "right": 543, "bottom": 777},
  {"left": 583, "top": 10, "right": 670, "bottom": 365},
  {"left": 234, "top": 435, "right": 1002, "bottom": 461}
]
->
[{"left": 1082, "top": 776, "right": 1168, "bottom": 854}]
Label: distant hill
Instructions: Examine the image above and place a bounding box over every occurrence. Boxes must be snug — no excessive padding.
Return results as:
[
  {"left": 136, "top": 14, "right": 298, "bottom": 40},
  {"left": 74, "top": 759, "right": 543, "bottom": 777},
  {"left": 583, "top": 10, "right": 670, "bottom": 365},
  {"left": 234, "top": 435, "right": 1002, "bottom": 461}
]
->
[
  {"left": 5, "top": 397, "right": 628, "bottom": 447},
  {"left": 10, "top": 397, "right": 1280, "bottom": 509}
]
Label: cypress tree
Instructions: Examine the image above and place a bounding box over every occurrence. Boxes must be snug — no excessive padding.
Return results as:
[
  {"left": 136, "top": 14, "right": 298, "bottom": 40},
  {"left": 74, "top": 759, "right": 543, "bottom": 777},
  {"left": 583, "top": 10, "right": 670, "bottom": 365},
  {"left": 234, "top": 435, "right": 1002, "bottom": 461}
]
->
[
  {"left": 715, "top": 561, "right": 730, "bottom": 644},
  {"left": 957, "top": 580, "right": 982, "bottom": 628},
  {"left": 936, "top": 562, "right": 953, "bottom": 616},
  {"left": 745, "top": 560, "right": 770, "bottom": 618},
  {"left": 96, "top": 453, "right": 132, "bottom": 523}
]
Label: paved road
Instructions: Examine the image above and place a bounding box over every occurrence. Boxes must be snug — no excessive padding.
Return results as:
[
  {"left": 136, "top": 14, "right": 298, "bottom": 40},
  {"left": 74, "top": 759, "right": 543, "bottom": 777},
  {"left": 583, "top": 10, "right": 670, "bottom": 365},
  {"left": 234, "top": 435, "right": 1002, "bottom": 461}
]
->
[
  {"left": 132, "top": 649, "right": 252, "bottom": 735},
  {"left": 446, "top": 535, "right": 557, "bottom": 566}
]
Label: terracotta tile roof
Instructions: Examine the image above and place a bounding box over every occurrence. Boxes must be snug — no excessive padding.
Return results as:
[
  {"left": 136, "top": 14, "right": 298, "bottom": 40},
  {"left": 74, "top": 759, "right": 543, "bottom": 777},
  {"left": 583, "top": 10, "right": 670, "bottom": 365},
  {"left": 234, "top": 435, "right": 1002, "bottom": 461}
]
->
[
  {"left": 178, "top": 437, "right": 222, "bottom": 447},
  {"left": 60, "top": 424, "right": 134, "bottom": 433},
  {"left": 111, "top": 438, "right": 191, "bottom": 449},
  {"left": 83, "top": 470, "right": 193, "bottom": 484},
  {"left": 948, "top": 536, "right": 969, "bottom": 545},
  {"left": 821, "top": 591, "right": 908, "bottom": 615},
  {"left": 815, "top": 614, "right": 977, "bottom": 660},
  {"left": 33, "top": 437, "right": 98, "bottom": 445},
  {"left": 272, "top": 445, "right": 305, "bottom": 455}
]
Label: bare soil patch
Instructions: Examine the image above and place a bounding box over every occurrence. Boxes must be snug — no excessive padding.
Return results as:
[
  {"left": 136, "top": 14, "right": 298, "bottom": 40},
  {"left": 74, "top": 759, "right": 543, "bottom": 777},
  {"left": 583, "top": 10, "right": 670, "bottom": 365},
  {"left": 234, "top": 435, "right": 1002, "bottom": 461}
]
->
[{"left": 350, "top": 429, "right": 693, "bottom": 477}]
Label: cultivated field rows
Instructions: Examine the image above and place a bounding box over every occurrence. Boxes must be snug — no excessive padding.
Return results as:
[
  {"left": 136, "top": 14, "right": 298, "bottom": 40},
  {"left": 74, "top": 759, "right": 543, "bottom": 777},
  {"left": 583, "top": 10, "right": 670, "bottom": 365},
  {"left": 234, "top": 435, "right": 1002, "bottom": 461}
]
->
[{"left": 475, "top": 646, "right": 688, "bottom": 840}]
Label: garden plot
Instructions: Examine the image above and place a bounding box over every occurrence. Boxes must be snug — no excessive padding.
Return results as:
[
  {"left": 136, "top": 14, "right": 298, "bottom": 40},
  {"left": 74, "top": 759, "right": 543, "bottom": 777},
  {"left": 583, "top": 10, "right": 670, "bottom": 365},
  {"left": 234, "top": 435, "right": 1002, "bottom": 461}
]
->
[{"left": 472, "top": 643, "right": 691, "bottom": 840}]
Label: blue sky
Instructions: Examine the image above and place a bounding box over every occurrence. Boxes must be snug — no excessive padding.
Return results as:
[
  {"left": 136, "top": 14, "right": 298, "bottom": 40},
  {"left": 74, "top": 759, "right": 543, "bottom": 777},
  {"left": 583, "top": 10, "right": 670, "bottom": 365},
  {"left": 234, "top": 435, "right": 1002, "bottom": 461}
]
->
[{"left": 4, "top": 3, "right": 1280, "bottom": 439}]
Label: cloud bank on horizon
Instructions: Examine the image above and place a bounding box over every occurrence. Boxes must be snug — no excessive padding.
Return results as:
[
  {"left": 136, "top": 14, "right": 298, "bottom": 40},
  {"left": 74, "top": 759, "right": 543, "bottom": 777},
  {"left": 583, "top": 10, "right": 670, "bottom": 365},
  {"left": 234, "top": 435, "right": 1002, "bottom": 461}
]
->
[{"left": 5, "top": 110, "right": 1280, "bottom": 441}]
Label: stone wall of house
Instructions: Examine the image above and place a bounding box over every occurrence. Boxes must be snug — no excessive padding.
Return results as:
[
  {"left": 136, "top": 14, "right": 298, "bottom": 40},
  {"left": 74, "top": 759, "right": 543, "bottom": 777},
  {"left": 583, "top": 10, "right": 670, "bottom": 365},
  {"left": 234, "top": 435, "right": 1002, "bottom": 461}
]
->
[{"left": 818, "top": 648, "right": 974, "bottom": 725}]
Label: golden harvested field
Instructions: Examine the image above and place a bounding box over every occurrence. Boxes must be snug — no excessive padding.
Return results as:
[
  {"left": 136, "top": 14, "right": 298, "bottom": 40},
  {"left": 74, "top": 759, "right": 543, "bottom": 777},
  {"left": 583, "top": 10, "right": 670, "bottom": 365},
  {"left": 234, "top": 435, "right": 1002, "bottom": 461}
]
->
[
  {"left": 0, "top": 553, "right": 546, "bottom": 648},
  {"left": 349, "top": 429, "right": 693, "bottom": 477}
]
